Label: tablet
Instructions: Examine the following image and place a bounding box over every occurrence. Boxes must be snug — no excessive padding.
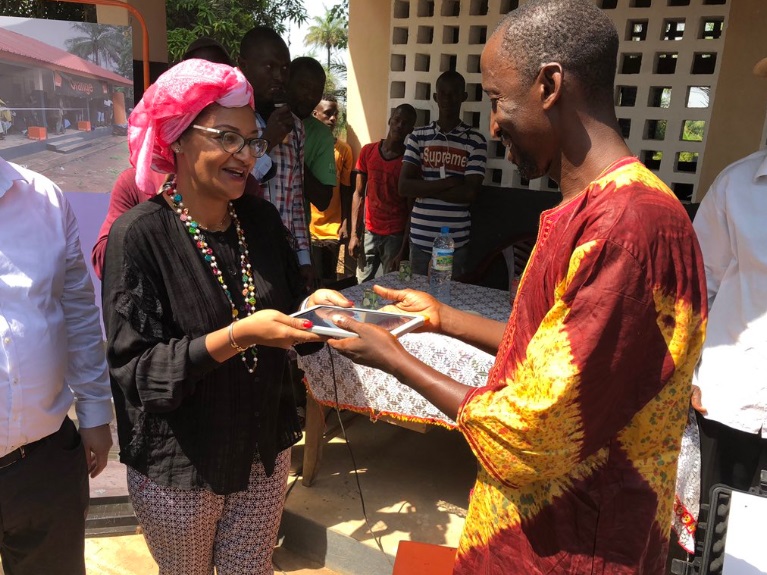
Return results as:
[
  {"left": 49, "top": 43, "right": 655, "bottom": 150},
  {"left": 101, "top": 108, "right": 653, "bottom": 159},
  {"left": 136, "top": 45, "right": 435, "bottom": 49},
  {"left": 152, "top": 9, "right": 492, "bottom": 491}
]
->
[{"left": 291, "top": 305, "right": 425, "bottom": 339}]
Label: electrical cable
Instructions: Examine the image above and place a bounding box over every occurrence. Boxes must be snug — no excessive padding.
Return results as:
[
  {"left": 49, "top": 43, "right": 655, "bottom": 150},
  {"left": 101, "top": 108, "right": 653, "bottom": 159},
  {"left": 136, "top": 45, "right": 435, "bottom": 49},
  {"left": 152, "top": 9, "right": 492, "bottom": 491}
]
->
[{"left": 326, "top": 344, "right": 393, "bottom": 565}]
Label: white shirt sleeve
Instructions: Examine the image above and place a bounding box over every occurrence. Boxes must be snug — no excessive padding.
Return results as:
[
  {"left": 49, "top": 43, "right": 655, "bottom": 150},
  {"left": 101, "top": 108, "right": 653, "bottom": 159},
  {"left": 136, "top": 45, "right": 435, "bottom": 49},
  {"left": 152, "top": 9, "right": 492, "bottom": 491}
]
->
[
  {"left": 60, "top": 196, "right": 113, "bottom": 429},
  {"left": 692, "top": 178, "right": 731, "bottom": 309}
]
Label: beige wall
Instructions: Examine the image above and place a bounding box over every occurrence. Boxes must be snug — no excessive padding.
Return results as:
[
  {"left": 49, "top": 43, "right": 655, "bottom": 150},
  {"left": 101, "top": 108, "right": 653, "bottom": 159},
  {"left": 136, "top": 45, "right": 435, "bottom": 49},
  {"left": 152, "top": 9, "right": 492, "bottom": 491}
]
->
[
  {"left": 346, "top": 0, "right": 392, "bottom": 157},
  {"left": 96, "top": 0, "right": 168, "bottom": 63},
  {"left": 698, "top": 0, "right": 767, "bottom": 199}
]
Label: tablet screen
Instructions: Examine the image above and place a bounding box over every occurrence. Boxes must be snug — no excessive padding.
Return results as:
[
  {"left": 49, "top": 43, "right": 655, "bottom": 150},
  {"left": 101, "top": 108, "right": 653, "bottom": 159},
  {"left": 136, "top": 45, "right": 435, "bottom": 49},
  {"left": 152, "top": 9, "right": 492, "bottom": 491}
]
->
[{"left": 295, "top": 306, "right": 415, "bottom": 332}]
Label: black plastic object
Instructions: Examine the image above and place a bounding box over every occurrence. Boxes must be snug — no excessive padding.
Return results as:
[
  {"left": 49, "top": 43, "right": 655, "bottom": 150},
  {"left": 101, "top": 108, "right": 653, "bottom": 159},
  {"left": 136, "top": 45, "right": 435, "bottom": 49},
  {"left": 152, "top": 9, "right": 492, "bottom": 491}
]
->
[{"left": 671, "top": 469, "right": 767, "bottom": 575}]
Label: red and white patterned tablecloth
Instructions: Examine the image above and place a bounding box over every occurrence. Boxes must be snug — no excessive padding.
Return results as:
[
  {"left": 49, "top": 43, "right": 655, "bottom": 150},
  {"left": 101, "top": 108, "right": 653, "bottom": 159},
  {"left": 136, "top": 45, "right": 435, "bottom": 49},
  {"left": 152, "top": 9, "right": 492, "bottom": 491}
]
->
[{"left": 297, "top": 273, "right": 511, "bottom": 428}]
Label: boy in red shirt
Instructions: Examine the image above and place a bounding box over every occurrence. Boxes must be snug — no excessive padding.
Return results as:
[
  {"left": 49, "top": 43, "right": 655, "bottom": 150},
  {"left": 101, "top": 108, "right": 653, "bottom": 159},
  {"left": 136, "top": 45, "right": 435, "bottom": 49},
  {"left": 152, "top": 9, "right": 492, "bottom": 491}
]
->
[{"left": 349, "top": 104, "right": 417, "bottom": 283}]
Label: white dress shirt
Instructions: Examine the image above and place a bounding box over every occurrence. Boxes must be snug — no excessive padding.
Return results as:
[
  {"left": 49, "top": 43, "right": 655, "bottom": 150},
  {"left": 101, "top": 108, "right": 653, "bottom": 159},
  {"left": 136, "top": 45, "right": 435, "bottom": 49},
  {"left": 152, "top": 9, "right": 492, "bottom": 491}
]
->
[
  {"left": 692, "top": 149, "right": 767, "bottom": 437},
  {"left": 0, "top": 157, "right": 112, "bottom": 457}
]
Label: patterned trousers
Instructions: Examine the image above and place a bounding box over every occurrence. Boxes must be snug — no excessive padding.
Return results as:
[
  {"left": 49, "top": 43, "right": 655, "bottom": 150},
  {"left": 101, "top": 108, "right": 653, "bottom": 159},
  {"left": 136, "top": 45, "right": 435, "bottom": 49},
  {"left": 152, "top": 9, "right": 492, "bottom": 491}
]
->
[{"left": 127, "top": 449, "right": 291, "bottom": 575}]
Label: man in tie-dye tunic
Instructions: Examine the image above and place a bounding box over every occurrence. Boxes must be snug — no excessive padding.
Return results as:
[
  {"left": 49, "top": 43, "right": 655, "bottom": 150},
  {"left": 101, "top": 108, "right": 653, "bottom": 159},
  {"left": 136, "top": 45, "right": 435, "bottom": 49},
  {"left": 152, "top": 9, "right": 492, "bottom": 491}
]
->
[
  {"left": 327, "top": 1, "right": 707, "bottom": 572},
  {"left": 455, "top": 155, "right": 706, "bottom": 572}
]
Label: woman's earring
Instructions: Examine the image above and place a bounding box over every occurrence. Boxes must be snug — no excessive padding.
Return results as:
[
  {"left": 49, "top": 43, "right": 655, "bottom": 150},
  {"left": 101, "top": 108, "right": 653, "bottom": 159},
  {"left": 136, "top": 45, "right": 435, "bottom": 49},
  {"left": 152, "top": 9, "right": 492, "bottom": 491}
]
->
[{"left": 172, "top": 144, "right": 181, "bottom": 153}]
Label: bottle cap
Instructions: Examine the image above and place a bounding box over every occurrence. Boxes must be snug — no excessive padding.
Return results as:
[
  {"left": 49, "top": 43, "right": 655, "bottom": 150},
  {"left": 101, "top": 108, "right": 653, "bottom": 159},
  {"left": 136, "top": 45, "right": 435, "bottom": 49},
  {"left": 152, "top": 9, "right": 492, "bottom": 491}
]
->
[{"left": 440, "top": 226, "right": 449, "bottom": 234}]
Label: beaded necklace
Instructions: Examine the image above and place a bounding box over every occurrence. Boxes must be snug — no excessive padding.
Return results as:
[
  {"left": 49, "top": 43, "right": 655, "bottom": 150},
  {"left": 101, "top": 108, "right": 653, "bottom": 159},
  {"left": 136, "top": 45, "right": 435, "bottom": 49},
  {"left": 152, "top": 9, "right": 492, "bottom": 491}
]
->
[{"left": 164, "top": 180, "right": 258, "bottom": 373}]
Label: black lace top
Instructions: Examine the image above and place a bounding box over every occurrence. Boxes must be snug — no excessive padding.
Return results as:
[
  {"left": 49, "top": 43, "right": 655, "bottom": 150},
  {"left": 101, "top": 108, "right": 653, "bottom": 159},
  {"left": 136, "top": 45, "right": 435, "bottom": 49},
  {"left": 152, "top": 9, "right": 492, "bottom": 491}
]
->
[{"left": 102, "top": 194, "right": 305, "bottom": 494}]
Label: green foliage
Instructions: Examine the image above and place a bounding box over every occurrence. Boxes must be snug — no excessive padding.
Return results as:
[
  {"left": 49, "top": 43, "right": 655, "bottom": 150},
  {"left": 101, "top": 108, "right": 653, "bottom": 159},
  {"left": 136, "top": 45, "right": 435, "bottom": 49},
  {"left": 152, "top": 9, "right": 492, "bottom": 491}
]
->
[
  {"left": 324, "top": 56, "right": 347, "bottom": 101},
  {"left": 64, "top": 22, "right": 133, "bottom": 99},
  {"left": 165, "top": 0, "right": 307, "bottom": 64},
  {"left": 0, "top": 0, "right": 95, "bottom": 21},
  {"left": 65, "top": 23, "right": 125, "bottom": 68},
  {"left": 113, "top": 27, "right": 134, "bottom": 80},
  {"left": 328, "top": 0, "right": 348, "bottom": 30},
  {"left": 649, "top": 120, "right": 667, "bottom": 141},
  {"left": 303, "top": 3, "right": 348, "bottom": 132},
  {"left": 304, "top": 10, "right": 347, "bottom": 69},
  {"left": 682, "top": 120, "right": 705, "bottom": 142},
  {"left": 661, "top": 90, "right": 671, "bottom": 108},
  {"left": 678, "top": 121, "right": 704, "bottom": 163}
]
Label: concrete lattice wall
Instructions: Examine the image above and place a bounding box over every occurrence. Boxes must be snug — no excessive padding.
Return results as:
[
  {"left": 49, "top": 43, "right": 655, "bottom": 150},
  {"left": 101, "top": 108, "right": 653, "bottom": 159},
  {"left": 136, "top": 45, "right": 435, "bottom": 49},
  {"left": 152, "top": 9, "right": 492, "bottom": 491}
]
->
[{"left": 386, "top": 0, "right": 731, "bottom": 200}]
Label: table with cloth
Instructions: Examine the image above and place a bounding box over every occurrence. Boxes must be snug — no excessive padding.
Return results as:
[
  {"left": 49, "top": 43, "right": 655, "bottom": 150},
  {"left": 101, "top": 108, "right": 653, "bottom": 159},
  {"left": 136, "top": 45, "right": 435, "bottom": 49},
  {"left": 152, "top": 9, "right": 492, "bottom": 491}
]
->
[{"left": 297, "top": 273, "right": 511, "bottom": 485}]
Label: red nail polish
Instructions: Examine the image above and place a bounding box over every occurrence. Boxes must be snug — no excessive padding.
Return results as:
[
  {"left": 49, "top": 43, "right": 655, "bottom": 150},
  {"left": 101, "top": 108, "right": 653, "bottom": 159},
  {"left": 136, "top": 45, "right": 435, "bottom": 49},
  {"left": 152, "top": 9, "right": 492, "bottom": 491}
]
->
[{"left": 303, "top": 320, "right": 313, "bottom": 328}]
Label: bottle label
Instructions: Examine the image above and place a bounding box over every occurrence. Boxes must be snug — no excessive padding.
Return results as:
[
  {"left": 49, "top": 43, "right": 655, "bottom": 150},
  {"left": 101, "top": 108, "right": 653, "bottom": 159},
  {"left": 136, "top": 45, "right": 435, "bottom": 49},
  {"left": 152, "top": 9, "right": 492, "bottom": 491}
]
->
[{"left": 432, "top": 248, "right": 454, "bottom": 271}]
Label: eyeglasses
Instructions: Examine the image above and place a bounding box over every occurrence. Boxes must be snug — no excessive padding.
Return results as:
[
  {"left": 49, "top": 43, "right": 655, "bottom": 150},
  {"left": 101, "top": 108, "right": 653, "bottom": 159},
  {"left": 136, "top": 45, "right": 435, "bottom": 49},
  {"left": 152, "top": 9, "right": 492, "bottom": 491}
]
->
[{"left": 191, "top": 125, "right": 269, "bottom": 158}]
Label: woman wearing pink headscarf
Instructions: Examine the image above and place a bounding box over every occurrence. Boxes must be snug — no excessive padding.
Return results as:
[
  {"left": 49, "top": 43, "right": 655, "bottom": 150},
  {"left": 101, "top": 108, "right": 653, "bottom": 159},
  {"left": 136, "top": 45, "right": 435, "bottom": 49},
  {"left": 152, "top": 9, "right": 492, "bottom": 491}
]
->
[{"left": 101, "top": 60, "right": 351, "bottom": 574}]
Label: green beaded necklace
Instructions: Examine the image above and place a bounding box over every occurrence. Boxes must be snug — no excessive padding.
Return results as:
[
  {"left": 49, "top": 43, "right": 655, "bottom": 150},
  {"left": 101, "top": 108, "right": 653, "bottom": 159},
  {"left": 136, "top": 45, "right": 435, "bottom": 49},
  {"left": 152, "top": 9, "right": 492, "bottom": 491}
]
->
[{"left": 165, "top": 180, "right": 258, "bottom": 373}]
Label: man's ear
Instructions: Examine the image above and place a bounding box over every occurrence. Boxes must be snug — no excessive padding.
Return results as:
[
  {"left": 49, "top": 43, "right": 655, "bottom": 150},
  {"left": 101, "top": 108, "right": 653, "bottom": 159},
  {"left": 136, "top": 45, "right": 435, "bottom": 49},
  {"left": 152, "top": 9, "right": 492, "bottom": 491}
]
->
[
  {"left": 538, "top": 62, "right": 563, "bottom": 110},
  {"left": 237, "top": 56, "right": 247, "bottom": 72},
  {"left": 461, "top": 91, "right": 468, "bottom": 103},
  {"left": 432, "top": 93, "right": 438, "bottom": 104}
]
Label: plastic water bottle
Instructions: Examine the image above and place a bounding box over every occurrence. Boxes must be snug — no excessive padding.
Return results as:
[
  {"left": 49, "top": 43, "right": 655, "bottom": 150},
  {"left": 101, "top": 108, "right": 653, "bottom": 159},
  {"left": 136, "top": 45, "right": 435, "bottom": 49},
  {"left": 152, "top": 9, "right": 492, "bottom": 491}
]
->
[{"left": 429, "top": 227, "right": 454, "bottom": 304}]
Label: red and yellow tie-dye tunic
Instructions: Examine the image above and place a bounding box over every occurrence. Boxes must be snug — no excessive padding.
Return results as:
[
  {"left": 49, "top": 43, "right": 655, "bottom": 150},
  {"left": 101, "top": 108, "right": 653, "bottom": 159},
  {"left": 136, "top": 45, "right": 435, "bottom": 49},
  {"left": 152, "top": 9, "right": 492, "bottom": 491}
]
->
[{"left": 455, "top": 158, "right": 707, "bottom": 574}]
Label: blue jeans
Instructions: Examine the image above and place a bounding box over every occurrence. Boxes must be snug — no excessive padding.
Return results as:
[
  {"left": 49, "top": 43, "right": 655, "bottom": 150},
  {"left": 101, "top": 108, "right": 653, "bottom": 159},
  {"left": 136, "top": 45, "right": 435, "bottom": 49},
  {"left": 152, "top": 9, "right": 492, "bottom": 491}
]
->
[
  {"left": 357, "top": 231, "right": 404, "bottom": 283},
  {"left": 409, "top": 241, "right": 469, "bottom": 278}
]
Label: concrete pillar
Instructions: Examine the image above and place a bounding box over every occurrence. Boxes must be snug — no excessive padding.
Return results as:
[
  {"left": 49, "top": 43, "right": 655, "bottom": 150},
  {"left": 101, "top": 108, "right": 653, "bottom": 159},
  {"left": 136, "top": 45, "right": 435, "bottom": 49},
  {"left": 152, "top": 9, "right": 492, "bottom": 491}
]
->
[{"left": 346, "top": 0, "right": 392, "bottom": 157}]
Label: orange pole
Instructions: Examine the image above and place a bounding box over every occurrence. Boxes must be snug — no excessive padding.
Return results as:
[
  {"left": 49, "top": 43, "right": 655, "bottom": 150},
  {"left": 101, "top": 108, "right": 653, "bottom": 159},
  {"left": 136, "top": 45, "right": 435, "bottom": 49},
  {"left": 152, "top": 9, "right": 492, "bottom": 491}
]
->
[{"left": 46, "top": 0, "right": 151, "bottom": 91}]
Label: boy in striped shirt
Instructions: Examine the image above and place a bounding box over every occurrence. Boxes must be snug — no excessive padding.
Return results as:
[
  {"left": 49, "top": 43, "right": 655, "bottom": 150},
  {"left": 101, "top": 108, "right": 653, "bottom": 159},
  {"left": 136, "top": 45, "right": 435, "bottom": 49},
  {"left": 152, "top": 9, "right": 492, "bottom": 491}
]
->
[{"left": 399, "top": 71, "right": 487, "bottom": 276}]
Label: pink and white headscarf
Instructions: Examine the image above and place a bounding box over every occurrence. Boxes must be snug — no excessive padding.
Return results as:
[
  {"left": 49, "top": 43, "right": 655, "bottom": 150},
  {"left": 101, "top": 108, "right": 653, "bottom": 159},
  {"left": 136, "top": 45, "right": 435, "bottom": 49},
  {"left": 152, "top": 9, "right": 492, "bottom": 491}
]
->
[{"left": 128, "top": 59, "right": 254, "bottom": 195}]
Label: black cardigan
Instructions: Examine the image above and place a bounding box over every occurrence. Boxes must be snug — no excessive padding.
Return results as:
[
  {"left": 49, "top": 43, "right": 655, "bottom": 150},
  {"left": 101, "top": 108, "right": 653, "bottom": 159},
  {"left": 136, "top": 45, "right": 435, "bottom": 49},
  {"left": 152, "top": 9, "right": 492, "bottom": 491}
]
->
[{"left": 102, "top": 194, "right": 304, "bottom": 494}]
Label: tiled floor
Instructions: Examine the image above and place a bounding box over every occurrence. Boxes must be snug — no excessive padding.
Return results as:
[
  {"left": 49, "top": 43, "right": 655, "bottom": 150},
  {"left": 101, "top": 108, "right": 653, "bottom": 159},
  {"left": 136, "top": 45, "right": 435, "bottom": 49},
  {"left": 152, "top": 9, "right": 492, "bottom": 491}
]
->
[
  {"left": 1, "top": 410, "right": 475, "bottom": 574},
  {"left": 285, "top": 414, "right": 474, "bottom": 557},
  {"left": 76, "top": 536, "right": 338, "bottom": 575}
]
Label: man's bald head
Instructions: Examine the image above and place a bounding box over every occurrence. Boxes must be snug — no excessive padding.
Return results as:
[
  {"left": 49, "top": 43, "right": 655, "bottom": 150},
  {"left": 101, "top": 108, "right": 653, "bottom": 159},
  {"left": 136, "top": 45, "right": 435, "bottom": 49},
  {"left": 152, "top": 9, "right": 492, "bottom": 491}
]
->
[{"left": 494, "top": 0, "right": 618, "bottom": 103}]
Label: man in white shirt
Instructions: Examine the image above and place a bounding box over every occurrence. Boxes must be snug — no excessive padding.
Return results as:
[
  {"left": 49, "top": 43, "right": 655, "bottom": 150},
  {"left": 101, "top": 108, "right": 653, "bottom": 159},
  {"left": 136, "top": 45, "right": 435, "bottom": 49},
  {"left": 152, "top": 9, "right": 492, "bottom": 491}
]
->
[
  {"left": 0, "top": 156, "right": 113, "bottom": 575},
  {"left": 690, "top": 59, "right": 767, "bottom": 510}
]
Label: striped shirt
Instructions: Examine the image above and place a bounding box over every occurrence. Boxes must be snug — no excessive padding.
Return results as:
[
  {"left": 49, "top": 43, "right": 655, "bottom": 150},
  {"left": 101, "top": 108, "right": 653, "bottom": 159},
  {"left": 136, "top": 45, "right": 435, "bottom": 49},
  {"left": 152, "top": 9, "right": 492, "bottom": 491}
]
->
[
  {"left": 403, "top": 121, "right": 487, "bottom": 251},
  {"left": 253, "top": 112, "right": 310, "bottom": 266}
]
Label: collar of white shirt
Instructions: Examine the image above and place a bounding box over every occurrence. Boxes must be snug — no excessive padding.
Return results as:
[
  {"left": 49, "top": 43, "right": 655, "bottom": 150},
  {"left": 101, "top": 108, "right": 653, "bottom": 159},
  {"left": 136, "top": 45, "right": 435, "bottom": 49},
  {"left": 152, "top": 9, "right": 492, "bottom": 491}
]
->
[{"left": 756, "top": 153, "right": 767, "bottom": 183}]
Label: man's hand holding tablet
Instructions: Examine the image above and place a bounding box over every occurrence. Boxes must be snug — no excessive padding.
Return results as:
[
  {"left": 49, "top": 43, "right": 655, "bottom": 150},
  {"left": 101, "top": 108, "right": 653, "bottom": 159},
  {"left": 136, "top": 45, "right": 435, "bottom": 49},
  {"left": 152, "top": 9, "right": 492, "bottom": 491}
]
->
[
  {"left": 320, "top": 285, "right": 444, "bottom": 371},
  {"left": 372, "top": 285, "right": 443, "bottom": 333}
]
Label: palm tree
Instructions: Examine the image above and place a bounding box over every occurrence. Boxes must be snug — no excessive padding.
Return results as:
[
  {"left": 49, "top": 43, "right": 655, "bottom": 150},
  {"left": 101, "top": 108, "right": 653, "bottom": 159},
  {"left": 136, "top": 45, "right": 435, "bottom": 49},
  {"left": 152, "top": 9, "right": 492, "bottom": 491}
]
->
[
  {"left": 65, "top": 23, "right": 125, "bottom": 69},
  {"left": 326, "top": 55, "right": 347, "bottom": 101},
  {"left": 304, "top": 11, "right": 347, "bottom": 70},
  {"left": 0, "top": 0, "right": 95, "bottom": 20}
]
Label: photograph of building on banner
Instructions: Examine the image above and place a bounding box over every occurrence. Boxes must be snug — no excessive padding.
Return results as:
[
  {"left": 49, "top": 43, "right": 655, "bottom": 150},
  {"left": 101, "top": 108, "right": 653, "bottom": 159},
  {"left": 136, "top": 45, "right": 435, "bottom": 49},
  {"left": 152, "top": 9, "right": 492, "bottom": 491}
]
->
[{"left": 0, "top": 15, "right": 133, "bottom": 194}]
